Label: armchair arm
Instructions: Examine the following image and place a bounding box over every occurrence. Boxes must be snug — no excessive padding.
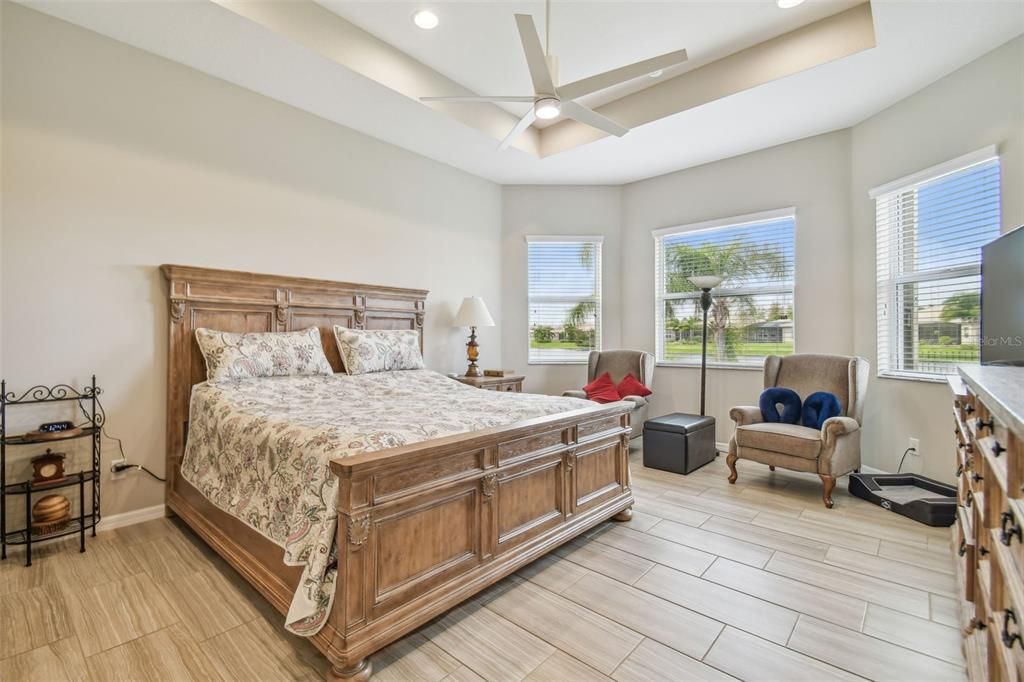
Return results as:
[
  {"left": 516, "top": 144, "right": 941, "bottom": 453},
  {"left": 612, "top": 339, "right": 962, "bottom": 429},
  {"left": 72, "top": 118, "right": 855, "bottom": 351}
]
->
[
  {"left": 621, "top": 395, "right": 648, "bottom": 408},
  {"left": 819, "top": 416, "right": 861, "bottom": 476},
  {"left": 562, "top": 389, "right": 588, "bottom": 400},
  {"left": 730, "top": 406, "right": 763, "bottom": 426},
  {"left": 821, "top": 416, "right": 860, "bottom": 444}
]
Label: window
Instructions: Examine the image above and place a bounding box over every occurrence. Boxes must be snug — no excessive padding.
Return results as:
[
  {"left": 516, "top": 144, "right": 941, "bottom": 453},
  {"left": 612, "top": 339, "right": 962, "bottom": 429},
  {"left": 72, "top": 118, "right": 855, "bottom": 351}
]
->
[
  {"left": 654, "top": 209, "right": 796, "bottom": 367},
  {"left": 873, "top": 148, "right": 1000, "bottom": 380},
  {"left": 527, "top": 236, "right": 602, "bottom": 364}
]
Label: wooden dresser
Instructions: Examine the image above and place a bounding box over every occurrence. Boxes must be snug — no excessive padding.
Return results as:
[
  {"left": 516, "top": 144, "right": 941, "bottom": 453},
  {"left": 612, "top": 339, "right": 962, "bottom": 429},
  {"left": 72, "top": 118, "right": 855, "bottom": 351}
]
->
[{"left": 950, "top": 365, "right": 1024, "bottom": 681}]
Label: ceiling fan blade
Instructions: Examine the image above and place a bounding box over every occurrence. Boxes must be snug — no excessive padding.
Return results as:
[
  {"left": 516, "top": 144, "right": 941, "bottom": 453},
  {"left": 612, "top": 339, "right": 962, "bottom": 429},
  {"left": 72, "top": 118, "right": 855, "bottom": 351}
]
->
[
  {"left": 514, "top": 14, "right": 556, "bottom": 95},
  {"left": 498, "top": 108, "right": 537, "bottom": 151},
  {"left": 557, "top": 48, "right": 689, "bottom": 101},
  {"left": 420, "top": 96, "right": 536, "bottom": 103},
  {"left": 560, "top": 101, "right": 629, "bottom": 137}
]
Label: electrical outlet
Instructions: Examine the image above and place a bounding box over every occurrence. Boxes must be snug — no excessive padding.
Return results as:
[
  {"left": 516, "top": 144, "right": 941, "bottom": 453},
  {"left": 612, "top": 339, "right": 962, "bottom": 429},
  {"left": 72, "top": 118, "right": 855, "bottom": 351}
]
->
[
  {"left": 110, "top": 457, "right": 127, "bottom": 480},
  {"left": 909, "top": 437, "right": 920, "bottom": 454}
]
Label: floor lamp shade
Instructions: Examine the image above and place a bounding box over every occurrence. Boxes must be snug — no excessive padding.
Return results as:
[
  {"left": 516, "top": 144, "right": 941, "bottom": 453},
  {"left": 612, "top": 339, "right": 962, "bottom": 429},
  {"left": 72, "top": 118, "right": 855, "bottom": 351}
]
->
[{"left": 453, "top": 297, "right": 494, "bottom": 377}]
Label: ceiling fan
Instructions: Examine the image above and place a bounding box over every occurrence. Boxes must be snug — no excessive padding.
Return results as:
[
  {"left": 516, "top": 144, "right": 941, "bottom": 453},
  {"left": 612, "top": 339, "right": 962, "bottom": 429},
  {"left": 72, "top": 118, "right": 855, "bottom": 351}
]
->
[{"left": 420, "top": 1, "right": 688, "bottom": 150}]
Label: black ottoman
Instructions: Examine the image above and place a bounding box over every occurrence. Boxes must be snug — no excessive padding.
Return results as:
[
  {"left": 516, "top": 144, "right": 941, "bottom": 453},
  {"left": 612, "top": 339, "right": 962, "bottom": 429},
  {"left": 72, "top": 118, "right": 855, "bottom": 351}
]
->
[{"left": 643, "top": 413, "right": 717, "bottom": 475}]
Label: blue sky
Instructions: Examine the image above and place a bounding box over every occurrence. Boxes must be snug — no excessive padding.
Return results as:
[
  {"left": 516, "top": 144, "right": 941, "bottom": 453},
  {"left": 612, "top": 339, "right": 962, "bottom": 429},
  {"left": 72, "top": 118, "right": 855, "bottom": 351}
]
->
[{"left": 915, "top": 160, "right": 1000, "bottom": 271}]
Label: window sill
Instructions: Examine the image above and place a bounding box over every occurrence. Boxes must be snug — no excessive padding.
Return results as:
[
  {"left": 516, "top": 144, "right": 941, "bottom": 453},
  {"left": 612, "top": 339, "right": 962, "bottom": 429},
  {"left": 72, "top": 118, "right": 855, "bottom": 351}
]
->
[
  {"left": 876, "top": 371, "right": 951, "bottom": 385},
  {"left": 656, "top": 362, "right": 762, "bottom": 371},
  {"left": 528, "top": 360, "right": 589, "bottom": 366}
]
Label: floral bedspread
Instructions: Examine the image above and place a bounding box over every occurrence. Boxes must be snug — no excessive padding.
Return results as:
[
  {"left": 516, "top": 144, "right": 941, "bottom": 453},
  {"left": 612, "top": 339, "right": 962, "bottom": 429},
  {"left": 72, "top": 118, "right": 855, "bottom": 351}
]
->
[{"left": 181, "top": 369, "right": 592, "bottom": 636}]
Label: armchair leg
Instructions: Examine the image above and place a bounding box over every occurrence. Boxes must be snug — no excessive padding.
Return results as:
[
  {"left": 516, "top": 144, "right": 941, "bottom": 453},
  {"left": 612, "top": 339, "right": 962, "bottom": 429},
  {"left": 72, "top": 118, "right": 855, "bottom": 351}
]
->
[
  {"left": 726, "top": 453, "right": 738, "bottom": 484},
  {"left": 768, "top": 465, "right": 776, "bottom": 471},
  {"left": 819, "top": 474, "right": 836, "bottom": 509}
]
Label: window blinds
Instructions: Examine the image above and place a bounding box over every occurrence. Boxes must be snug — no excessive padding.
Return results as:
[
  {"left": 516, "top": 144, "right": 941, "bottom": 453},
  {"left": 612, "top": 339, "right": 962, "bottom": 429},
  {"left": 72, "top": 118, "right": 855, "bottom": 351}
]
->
[
  {"left": 654, "top": 210, "right": 796, "bottom": 367},
  {"left": 527, "top": 237, "right": 602, "bottom": 364},
  {"left": 874, "top": 151, "right": 1000, "bottom": 379}
]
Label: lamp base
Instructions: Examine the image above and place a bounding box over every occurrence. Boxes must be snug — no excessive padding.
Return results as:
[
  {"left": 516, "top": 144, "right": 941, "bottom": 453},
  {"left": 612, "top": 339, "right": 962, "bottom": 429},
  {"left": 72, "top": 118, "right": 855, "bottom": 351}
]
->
[{"left": 465, "top": 326, "right": 481, "bottom": 377}]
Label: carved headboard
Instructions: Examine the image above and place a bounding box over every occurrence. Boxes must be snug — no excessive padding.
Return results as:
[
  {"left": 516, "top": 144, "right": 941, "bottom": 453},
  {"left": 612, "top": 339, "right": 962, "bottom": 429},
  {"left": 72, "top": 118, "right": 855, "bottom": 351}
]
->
[{"left": 161, "top": 265, "right": 428, "bottom": 493}]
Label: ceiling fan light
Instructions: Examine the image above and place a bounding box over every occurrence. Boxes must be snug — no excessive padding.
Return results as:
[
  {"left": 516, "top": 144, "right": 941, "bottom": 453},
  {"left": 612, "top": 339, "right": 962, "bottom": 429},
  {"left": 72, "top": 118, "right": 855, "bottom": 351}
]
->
[
  {"left": 412, "top": 10, "right": 439, "bottom": 29},
  {"left": 534, "top": 97, "right": 561, "bottom": 120},
  {"left": 776, "top": 0, "right": 805, "bottom": 8}
]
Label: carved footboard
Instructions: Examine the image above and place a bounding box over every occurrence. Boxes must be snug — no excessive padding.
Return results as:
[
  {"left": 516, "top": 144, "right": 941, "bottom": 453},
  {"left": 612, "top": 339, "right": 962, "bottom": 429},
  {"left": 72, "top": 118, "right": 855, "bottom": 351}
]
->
[{"left": 324, "top": 403, "right": 634, "bottom": 681}]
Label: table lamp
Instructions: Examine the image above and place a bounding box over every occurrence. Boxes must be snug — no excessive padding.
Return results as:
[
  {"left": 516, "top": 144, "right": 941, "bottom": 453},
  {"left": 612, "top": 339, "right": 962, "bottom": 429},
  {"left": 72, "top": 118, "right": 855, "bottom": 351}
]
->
[{"left": 453, "top": 296, "right": 495, "bottom": 377}]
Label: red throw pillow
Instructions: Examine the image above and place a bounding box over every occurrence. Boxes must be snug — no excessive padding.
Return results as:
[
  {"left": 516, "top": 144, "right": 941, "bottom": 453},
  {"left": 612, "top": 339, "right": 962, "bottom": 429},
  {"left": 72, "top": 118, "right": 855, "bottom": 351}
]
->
[
  {"left": 583, "top": 372, "right": 621, "bottom": 404},
  {"left": 617, "top": 373, "right": 652, "bottom": 398}
]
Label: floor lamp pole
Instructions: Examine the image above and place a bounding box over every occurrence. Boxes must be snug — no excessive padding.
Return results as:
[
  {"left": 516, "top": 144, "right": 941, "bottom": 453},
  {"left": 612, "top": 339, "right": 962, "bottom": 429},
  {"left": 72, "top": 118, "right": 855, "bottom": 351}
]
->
[{"left": 699, "top": 288, "right": 712, "bottom": 417}]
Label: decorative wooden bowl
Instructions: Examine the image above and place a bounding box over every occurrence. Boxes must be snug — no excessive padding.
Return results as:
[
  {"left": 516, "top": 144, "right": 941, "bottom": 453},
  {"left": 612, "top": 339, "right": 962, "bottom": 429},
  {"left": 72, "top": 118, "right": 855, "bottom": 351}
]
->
[{"left": 31, "top": 494, "right": 71, "bottom": 535}]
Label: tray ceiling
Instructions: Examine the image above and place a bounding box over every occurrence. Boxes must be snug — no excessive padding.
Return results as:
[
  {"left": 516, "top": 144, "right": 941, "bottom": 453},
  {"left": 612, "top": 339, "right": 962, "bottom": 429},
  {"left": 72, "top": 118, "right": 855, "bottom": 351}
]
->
[{"left": 17, "top": 0, "right": 1024, "bottom": 184}]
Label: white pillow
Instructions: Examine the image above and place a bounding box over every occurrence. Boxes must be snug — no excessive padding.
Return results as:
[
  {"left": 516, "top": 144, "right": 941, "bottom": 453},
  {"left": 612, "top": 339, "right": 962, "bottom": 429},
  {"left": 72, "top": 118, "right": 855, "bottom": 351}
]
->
[
  {"left": 332, "top": 327, "right": 425, "bottom": 375},
  {"left": 195, "top": 327, "right": 334, "bottom": 382}
]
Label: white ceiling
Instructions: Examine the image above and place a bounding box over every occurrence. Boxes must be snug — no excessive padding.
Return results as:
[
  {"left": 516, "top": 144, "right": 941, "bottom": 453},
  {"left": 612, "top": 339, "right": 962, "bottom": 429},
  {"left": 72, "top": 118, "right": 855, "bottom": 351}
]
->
[
  {"left": 20, "top": 1, "right": 1024, "bottom": 185},
  {"left": 319, "top": 0, "right": 864, "bottom": 122}
]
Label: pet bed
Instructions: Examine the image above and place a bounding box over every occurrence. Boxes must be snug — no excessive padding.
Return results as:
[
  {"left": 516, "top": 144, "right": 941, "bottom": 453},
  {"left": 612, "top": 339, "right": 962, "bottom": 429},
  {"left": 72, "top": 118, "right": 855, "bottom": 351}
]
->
[{"left": 848, "top": 473, "right": 956, "bottom": 527}]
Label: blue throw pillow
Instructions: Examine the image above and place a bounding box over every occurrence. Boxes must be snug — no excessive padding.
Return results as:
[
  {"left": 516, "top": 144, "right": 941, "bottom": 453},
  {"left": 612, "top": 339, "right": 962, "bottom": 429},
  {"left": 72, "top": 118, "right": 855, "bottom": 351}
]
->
[
  {"left": 759, "top": 387, "right": 802, "bottom": 424},
  {"left": 801, "top": 391, "right": 842, "bottom": 430}
]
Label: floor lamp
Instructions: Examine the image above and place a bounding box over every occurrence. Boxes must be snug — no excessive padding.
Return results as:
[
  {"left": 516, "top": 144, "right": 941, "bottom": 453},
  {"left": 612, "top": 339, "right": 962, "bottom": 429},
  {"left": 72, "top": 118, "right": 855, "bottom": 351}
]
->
[{"left": 687, "top": 275, "right": 724, "bottom": 416}]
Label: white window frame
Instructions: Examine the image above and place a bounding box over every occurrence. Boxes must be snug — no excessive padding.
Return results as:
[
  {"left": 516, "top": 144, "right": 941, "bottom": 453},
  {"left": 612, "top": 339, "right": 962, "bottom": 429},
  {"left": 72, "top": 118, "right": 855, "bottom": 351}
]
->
[
  {"left": 526, "top": 235, "right": 603, "bottom": 365},
  {"left": 870, "top": 146, "right": 1000, "bottom": 382},
  {"left": 653, "top": 208, "right": 797, "bottom": 369}
]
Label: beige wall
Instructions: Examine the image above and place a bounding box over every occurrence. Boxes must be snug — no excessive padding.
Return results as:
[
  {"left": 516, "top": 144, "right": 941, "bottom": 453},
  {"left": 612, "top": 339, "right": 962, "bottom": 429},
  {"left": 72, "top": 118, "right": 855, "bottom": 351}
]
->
[
  {"left": 501, "top": 185, "right": 623, "bottom": 395},
  {"left": 1, "top": 5, "right": 502, "bottom": 517},
  {"left": 850, "top": 36, "right": 1024, "bottom": 480},
  {"left": 510, "top": 37, "right": 1022, "bottom": 483},
  {"left": 619, "top": 131, "right": 855, "bottom": 447}
]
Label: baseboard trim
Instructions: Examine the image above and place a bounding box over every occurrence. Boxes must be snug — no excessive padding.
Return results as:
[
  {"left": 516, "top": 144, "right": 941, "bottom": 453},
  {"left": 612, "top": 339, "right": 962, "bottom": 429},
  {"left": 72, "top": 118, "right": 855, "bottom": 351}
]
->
[{"left": 97, "top": 503, "right": 167, "bottom": 532}]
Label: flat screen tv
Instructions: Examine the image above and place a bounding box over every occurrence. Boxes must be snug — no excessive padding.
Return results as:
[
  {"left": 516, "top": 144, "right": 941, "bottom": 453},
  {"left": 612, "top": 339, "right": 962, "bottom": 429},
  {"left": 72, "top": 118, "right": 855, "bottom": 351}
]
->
[{"left": 981, "top": 224, "right": 1024, "bottom": 366}]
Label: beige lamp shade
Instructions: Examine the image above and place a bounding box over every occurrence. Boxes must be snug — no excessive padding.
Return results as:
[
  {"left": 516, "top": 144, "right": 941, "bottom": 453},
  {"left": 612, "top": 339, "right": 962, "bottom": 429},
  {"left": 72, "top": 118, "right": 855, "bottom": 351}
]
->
[
  {"left": 687, "top": 275, "right": 725, "bottom": 290},
  {"left": 453, "top": 297, "right": 495, "bottom": 328}
]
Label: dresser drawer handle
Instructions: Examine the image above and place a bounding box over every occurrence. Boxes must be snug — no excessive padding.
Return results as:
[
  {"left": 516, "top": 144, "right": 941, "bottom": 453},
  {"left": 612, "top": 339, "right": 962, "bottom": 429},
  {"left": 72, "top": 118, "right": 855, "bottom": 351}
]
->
[
  {"left": 958, "top": 539, "right": 968, "bottom": 557},
  {"left": 991, "top": 440, "right": 1006, "bottom": 457},
  {"left": 965, "top": 491, "right": 974, "bottom": 508},
  {"left": 956, "top": 463, "right": 964, "bottom": 477},
  {"left": 965, "top": 404, "right": 975, "bottom": 414},
  {"left": 976, "top": 418, "right": 993, "bottom": 432},
  {"left": 972, "top": 472, "right": 983, "bottom": 483},
  {"left": 1000, "top": 512, "right": 1022, "bottom": 546},
  {"left": 1002, "top": 610, "right": 1022, "bottom": 650}
]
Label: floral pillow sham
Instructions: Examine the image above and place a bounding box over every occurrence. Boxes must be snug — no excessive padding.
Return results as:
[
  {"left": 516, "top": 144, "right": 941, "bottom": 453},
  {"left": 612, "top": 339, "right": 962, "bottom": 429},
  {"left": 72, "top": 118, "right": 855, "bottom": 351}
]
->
[
  {"left": 195, "top": 327, "right": 334, "bottom": 382},
  {"left": 332, "top": 327, "right": 425, "bottom": 375}
]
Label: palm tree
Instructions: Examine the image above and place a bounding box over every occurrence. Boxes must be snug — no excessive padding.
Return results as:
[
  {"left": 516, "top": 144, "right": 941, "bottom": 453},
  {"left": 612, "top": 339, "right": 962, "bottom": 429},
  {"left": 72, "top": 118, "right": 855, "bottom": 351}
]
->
[{"left": 665, "top": 240, "right": 786, "bottom": 360}]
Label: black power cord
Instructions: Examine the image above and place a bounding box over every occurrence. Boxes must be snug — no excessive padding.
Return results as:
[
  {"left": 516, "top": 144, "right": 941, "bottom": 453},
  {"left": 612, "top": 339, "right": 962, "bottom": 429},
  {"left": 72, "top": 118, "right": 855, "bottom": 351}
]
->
[
  {"left": 76, "top": 393, "right": 167, "bottom": 483},
  {"left": 896, "top": 446, "right": 916, "bottom": 473}
]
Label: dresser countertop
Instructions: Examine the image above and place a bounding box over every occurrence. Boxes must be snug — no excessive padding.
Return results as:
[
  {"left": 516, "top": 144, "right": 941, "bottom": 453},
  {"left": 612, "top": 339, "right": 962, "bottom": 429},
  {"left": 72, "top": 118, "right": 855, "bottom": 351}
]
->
[{"left": 958, "top": 364, "right": 1024, "bottom": 435}]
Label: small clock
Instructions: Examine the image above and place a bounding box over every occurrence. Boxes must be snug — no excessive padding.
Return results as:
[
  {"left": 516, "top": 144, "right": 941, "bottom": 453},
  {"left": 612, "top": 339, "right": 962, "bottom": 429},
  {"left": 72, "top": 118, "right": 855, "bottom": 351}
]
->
[{"left": 30, "top": 449, "right": 66, "bottom": 486}]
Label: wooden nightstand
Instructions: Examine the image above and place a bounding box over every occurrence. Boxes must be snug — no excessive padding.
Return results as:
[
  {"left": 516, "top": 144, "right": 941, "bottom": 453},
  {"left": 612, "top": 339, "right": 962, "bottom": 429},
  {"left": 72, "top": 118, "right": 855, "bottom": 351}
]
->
[{"left": 454, "top": 374, "right": 524, "bottom": 392}]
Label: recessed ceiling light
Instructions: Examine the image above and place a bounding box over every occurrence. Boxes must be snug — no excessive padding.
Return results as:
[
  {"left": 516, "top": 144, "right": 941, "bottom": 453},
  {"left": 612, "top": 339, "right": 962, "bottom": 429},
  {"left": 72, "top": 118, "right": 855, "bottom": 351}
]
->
[
  {"left": 412, "top": 10, "right": 439, "bottom": 29},
  {"left": 776, "top": 0, "right": 805, "bottom": 8},
  {"left": 648, "top": 69, "right": 664, "bottom": 78},
  {"left": 534, "top": 97, "right": 561, "bottom": 120}
]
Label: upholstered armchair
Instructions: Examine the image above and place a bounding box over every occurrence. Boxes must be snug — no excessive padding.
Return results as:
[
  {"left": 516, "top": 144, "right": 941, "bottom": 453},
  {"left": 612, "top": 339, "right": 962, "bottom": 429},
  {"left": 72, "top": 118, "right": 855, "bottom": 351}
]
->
[
  {"left": 727, "top": 354, "right": 869, "bottom": 508},
  {"left": 563, "top": 350, "right": 655, "bottom": 439}
]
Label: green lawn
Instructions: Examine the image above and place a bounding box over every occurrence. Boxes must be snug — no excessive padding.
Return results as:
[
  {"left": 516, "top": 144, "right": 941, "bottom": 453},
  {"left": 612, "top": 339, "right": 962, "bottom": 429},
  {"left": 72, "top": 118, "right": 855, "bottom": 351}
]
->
[
  {"left": 530, "top": 340, "right": 591, "bottom": 350},
  {"left": 918, "top": 344, "right": 979, "bottom": 363},
  {"left": 664, "top": 341, "right": 794, "bottom": 357}
]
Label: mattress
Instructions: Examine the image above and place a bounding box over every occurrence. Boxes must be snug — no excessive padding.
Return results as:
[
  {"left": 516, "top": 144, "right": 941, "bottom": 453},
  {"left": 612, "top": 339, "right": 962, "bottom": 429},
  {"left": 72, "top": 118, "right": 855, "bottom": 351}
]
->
[{"left": 181, "top": 369, "right": 591, "bottom": 635}]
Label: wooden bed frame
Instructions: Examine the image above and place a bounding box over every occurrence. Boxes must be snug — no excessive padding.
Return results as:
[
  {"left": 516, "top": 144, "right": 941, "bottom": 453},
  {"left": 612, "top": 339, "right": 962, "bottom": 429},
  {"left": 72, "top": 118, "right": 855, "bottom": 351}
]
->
[{"left": 161, "top": 265, "right": 634, "bottom": 681}]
